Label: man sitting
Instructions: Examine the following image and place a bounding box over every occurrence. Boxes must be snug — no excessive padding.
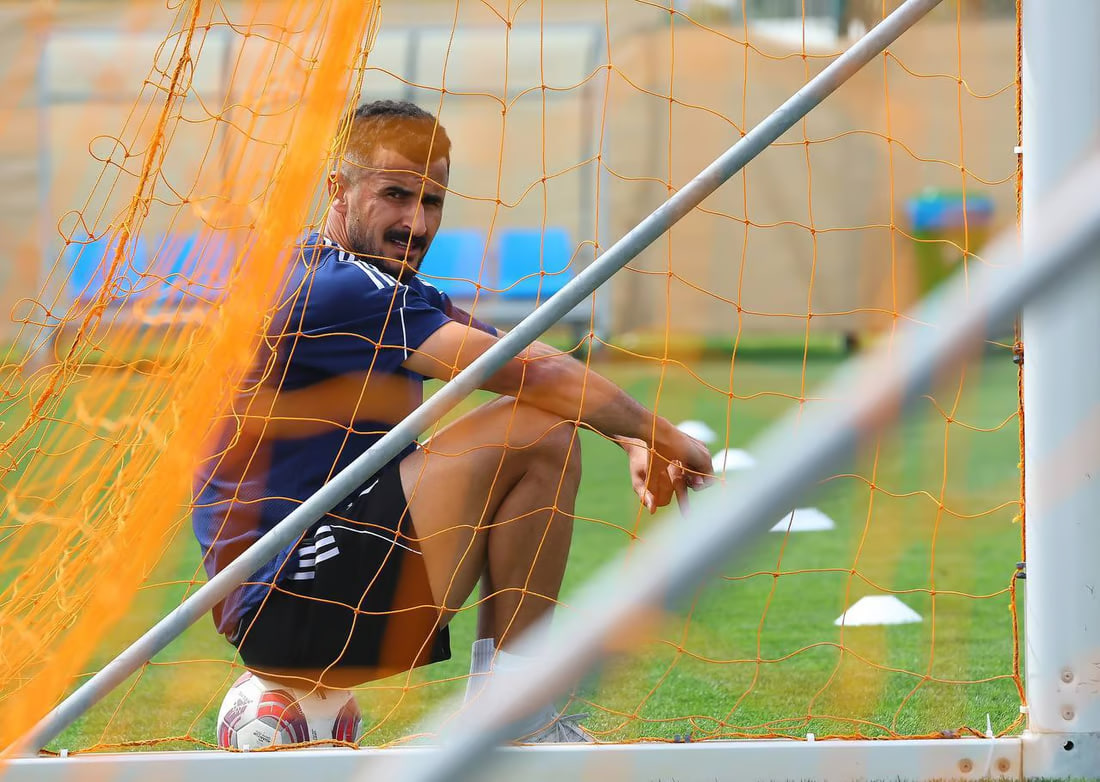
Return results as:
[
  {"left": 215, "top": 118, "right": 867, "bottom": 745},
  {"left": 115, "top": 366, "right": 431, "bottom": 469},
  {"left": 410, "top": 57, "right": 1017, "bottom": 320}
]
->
[{"left": 193, "top": 99, "right": 713, "bottom": 743}]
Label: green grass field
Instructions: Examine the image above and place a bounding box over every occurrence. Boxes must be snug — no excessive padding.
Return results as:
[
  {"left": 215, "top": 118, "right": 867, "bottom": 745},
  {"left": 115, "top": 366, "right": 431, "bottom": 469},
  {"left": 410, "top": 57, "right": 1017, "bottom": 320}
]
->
[{"left": 3, "top": 351, "right": 1024, "bottom": 752}]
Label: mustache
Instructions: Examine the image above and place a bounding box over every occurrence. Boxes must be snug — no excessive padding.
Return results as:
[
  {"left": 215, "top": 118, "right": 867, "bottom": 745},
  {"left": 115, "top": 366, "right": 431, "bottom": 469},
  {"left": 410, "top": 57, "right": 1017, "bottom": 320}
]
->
[{"left": 383, "top": 231, "right": 427, "bottom": 251}]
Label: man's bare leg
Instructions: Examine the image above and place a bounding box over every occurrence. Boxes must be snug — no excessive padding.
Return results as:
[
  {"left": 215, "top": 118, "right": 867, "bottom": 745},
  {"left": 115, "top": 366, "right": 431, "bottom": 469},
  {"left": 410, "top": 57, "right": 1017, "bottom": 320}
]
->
[
  {"left": 398, "top": 397, "right": 595, "bottom": 742},
  {"left": 398, "top": 396, "right": 581, "bottom": 647}
]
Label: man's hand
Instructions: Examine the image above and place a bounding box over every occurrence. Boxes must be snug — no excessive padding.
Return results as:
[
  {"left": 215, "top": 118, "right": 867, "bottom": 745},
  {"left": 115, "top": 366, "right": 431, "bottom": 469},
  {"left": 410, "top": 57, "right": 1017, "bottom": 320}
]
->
[
  {"left": 408, "top": 324, "right": 716, "bottom": 495},
  {"left": 618, "top": 426, "right": 714, "bottom": 515}
]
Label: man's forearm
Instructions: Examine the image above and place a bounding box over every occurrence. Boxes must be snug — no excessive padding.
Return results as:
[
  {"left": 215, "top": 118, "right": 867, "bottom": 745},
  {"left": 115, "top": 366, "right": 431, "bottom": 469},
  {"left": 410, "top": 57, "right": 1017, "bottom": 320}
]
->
[
  {"left": 507, "top": 349, "right": 676, "bottom": 451},
  {"left": 408, "top": 323, "right": 677, "bottom": 451}
]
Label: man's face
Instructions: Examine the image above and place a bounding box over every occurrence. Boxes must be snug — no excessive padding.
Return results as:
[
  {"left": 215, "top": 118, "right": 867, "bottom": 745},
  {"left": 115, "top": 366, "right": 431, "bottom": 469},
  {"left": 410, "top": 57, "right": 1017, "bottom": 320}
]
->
[{"left": 338, "top": 146, "right": 449, "bottom": 282}]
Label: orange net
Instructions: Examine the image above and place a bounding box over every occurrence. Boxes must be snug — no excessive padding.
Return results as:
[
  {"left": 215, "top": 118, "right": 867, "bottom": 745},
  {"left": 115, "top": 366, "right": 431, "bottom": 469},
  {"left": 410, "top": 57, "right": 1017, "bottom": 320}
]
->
[{"left": 0, "top": 0, "right": 1021, "bottom": 757}]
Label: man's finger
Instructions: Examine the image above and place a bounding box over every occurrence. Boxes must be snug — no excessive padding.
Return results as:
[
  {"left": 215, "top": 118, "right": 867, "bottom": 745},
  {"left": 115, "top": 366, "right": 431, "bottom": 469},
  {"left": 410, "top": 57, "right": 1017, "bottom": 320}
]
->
[
  {"left": 669, "top": 461, "right": 689, "bottom": 515},
  {"left": 673, "top": 476, "right": 689, "bottom": 514}
]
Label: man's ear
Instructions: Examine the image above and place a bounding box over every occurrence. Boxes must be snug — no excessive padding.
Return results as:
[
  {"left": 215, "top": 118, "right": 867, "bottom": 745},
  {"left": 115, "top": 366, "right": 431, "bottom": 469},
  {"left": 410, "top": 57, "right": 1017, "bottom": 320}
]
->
[{"left": 328, "top": 172, "right": 346, "bottom": 212}]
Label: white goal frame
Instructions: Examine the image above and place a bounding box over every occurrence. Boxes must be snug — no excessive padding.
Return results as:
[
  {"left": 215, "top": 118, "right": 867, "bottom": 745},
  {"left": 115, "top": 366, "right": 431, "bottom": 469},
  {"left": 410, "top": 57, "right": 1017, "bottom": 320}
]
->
[{"left": 6, "top": 0, "right": 1099, "bottom": 779}]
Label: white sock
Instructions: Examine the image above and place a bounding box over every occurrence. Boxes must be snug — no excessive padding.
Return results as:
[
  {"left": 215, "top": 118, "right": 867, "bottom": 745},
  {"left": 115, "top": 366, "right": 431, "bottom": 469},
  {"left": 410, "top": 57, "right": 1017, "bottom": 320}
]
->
[
  {"left": 492, "top": 649, "right": 557, "bottom": 736},
  {"left": 464, "top": 637, "right": 496, "bottom": 703},
  {"left": 492, "top": 648, "right": 536, "bottom": 672}
]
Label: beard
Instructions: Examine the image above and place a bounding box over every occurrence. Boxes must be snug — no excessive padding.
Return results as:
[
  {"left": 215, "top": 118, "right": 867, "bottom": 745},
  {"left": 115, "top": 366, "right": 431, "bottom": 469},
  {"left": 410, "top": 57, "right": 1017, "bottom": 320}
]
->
[{"left": 345, "top": 224, "right": 427, "bottom": 283}]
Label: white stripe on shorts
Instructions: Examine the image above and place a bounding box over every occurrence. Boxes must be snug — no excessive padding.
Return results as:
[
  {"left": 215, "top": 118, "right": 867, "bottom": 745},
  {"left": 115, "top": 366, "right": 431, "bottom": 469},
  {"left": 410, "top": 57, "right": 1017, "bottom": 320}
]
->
[
  {"left": 314, "top": 547, "right": 340, "bottom": 565},
  {"left": 326, "top": 523, "right": 421, "bottom": 555}
]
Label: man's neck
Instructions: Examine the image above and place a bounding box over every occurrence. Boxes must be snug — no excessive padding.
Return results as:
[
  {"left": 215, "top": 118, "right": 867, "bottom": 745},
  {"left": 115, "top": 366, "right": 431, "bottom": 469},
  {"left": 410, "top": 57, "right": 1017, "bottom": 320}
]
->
[
  {"left": 321, "top": 221, "right": 407, "bottom": 281},
  {"left": 322, "top": 217, "right": 351, "bottom": 253}
]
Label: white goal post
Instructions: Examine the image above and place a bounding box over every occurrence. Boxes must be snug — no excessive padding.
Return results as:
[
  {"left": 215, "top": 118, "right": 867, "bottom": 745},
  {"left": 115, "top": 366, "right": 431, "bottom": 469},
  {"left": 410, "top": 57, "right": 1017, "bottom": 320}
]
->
[
  {"left": 6, "top": 0, "right": 1099, "bottom": 780},
  {"left": 1019, "top": 0, "right": 1100, "bottom": 775}
]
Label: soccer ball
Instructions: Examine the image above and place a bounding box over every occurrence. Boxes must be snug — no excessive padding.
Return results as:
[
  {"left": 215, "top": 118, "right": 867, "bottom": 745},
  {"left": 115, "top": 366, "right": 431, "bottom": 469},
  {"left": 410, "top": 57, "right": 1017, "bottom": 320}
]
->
[{"left": 216, "top": 671, "right": 361, "bottom": 750}]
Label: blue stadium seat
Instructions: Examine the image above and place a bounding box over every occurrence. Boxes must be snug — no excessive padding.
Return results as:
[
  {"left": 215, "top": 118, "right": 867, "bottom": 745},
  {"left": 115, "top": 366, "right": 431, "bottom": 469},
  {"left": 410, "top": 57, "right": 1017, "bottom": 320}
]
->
[
  {"left": 131, "top": 234, "right": 189, "bottom": 307},
  {"left": 60, "top": 234, "right": 110, "bottom": 298},
  {"left": 497, "top": 227, "right": 573, "bottom": 300},
  {"left": 61, "top": 232, "right": 233, "bottom": 311},
  {"left": 61, "top": 233, "right": 149, "bottom": 301},
  {"left": 153, "top": 233, "right": 234, "bottom": 305},
  {"left": 419, "top": 228, "right": 489, "bottom": 300},
  {"left": 156, "top": 233, "right": 197, "bottom": 284}
]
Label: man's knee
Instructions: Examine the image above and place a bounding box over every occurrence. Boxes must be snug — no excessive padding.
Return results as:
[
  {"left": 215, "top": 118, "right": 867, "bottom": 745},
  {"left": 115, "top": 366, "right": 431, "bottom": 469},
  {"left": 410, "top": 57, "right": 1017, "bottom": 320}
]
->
[
  {"left": 460, "top": 398, "right": 581, "bottom": 487},
  {"left": 555, "top": 423, "right": 582, "bottom": 486},
  {"left": 516, "top": 409, "right": 581, "bottom": 480}
]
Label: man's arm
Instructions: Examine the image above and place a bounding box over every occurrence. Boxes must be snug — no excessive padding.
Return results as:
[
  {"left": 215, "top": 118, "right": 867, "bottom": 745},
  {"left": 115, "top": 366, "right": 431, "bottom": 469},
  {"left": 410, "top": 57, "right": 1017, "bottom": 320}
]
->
[
  {"left": 403, "top": 321, "right": 712, "bottom": 484},
  {"left": 488, "top": 337, "right": 699, "bottom": 510},
  {"left": 437, "top": 298, "right": 497, "bottom": 337}
]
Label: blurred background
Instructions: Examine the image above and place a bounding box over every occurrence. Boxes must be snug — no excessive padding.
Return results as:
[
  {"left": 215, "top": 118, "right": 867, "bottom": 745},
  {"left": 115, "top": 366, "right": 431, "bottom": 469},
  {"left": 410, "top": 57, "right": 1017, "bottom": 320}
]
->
[{"left": 0, "top": 0, "right": 1018, "bottom": 353}]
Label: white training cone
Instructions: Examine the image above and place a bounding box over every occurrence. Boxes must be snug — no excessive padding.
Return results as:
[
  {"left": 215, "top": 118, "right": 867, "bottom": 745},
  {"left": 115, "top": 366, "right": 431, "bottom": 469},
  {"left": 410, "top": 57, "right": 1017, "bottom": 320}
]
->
[
  {"left": 711, "top": 448, "right": 756, "bottom": 473},
  {"left": 834, "top": 595, "right": 922, "bottom": 627},
  {"left": 677, "top": 420, "right": 717, "bottom": 443},
  {"left": 770, "top": 507, "right": 835, "bottom": 533}
]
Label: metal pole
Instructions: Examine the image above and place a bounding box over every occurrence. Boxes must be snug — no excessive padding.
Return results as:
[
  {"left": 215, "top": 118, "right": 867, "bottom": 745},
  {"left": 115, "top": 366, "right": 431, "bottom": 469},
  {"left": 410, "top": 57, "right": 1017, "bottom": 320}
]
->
[
  {"left": 592, "top": 30, "right": 614, "bottom": 344},
  {"left": 389, "top": 152, "right": 1100, "bottom": 782},
  {"left": 20, "top": 0, "right": 943, "bottom": 753},
  {"left": 1021, "top": 0, "right": 1100, "bottom": 776}
]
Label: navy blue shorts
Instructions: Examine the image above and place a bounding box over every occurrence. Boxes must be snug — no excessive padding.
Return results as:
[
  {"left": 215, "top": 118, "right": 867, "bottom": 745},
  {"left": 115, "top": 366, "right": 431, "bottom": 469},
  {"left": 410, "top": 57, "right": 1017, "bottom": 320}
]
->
[{"left": 233, "top": 460, "right": 450, "bottom": 685}]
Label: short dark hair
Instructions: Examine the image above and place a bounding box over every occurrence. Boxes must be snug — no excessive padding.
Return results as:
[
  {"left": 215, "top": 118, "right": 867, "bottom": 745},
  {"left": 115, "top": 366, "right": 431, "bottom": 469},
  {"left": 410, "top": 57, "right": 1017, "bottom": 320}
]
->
[{"left": 337, "top": 99, "right": 451, "bottom": 180}]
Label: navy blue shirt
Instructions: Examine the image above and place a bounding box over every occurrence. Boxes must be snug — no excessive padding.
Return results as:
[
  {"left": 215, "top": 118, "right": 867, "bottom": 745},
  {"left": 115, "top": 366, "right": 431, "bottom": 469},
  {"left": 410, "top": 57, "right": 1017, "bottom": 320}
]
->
[{"left": 192, "top": 233, "right": 489, "bottom": 636}]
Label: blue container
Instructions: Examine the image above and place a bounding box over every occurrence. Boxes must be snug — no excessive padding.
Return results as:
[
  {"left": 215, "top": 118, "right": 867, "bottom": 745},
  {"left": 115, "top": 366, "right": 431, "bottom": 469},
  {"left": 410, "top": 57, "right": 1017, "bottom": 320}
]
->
[{"left": 905, "top": 189, "right": 994, "bottom": 293}]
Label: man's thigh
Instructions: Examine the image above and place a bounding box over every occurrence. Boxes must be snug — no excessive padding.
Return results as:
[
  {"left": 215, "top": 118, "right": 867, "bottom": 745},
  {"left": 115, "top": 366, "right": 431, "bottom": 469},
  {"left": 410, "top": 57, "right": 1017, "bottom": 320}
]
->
[
  {"left": 399, "top": 397, "right": 578, "bottom": 610},
  {"left": 235, "top": 461, "right": 449, "bottom": 687}
]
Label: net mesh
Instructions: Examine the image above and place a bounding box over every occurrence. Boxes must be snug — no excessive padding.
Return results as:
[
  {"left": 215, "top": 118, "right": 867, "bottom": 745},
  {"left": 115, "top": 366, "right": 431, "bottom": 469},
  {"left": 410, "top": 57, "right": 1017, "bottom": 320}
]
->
[{"left": 0, "top": 0, "right": 1022, "bottom": 756}]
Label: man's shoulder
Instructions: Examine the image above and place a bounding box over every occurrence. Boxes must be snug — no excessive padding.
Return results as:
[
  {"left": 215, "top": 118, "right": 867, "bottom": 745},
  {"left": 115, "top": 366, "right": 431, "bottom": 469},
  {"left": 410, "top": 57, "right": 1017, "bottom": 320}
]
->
[
  {"left": 294, "top": 232, "right": 342, "bottom": 270},
  {"left": 407, "top": 274, "right": 446, "bottom": 304},
  {"left": 297, "top": 235, "right": 400, "bottom": 294},
  {"left": 291, "top": 240, "right": 450, "bottom": 327}
]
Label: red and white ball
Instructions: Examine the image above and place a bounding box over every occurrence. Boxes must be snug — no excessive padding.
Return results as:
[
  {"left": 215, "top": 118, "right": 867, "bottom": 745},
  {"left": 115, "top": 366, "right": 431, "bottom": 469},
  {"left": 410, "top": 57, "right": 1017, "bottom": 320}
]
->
[{"left": 216, "top": 672, "right": 361, "bottom": 750}]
